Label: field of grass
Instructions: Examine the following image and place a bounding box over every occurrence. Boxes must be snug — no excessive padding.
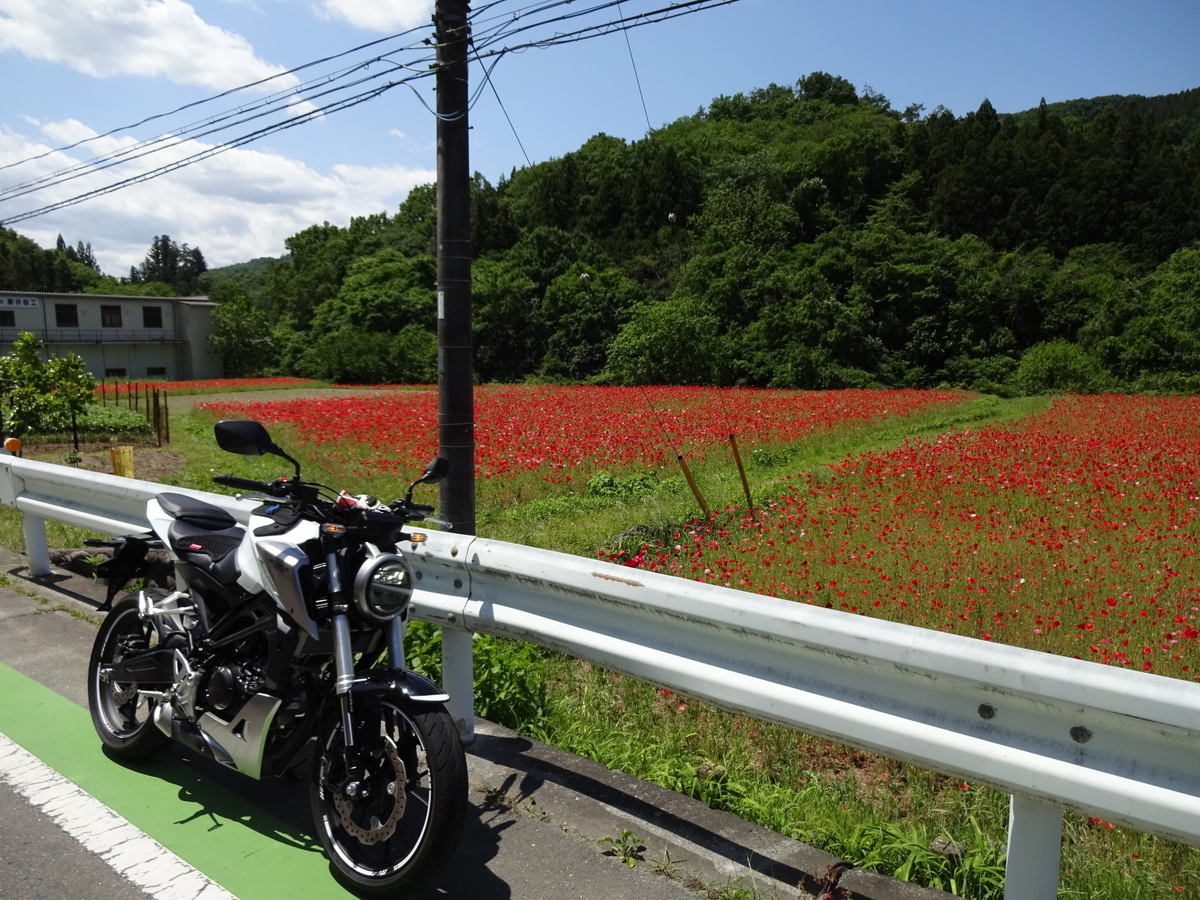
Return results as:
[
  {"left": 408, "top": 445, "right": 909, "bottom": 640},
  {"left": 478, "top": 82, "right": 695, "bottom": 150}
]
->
[{"left": 3, "top": 386, "right": 1197, "bottom": 899}]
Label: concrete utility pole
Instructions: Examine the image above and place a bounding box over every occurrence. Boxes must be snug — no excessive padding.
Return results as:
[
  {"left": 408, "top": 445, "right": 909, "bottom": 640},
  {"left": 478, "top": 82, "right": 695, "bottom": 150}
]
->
[{"left": 434, "top": 0, "right": 474, "bottom": 536}]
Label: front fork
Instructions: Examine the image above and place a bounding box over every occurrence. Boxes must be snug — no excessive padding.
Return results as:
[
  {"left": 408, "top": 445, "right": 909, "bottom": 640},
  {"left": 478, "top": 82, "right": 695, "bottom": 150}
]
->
[{"left": 328, "top": 549, "right": 408, "bottom": 774}]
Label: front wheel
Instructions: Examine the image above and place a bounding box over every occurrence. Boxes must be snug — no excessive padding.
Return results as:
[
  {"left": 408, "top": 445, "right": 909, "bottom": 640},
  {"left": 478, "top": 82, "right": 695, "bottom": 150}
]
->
[
  {"left": 310, "top": 694, "right": 467, "bottom": 896},
  {"left": 87, "top": 594, "right": 173, "bottom": 759}
]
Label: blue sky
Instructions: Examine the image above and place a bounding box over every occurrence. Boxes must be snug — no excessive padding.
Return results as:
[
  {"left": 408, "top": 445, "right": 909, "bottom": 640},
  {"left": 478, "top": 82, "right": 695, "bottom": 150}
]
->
[{"left": 1, "top": 0, "right": 1197, "bottom": 274}]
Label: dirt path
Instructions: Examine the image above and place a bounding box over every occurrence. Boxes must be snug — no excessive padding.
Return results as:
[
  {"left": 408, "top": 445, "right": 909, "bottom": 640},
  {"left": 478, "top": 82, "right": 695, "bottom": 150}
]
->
[{"left": 163, "top": 386, "right": 431, "bottom": 412}]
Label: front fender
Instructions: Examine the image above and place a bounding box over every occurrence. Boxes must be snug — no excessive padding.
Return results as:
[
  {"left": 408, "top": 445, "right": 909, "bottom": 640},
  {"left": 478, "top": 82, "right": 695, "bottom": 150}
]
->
[{"left": 350, "top": 669, "right": 450, "bottom": 703}]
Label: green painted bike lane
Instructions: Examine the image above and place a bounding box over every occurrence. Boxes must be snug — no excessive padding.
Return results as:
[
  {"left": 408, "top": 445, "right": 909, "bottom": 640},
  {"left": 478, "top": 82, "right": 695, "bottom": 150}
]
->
[{"left": 0, "top": 662, "right": 359, "bottom": 900}]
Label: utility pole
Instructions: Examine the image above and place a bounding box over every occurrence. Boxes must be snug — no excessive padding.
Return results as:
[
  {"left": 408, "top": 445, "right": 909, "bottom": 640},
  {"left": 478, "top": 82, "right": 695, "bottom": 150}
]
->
[{"left": 435, "top": 0, "right": 474, "bottom": 535}]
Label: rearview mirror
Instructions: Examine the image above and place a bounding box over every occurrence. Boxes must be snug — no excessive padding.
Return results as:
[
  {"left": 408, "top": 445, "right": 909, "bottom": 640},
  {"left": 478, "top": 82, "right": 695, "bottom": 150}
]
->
[
  {"left": 214, "top": 419, "right": 303, "bottom": 479},
  {"left": 420, "top": 456, "right": 450, "bottom": 485},
  {"left": 215, "top": 420, "right": 275, "bottom": 456},
  {"left": 405, "top": 456, "right": 449, "bottom": 503}
]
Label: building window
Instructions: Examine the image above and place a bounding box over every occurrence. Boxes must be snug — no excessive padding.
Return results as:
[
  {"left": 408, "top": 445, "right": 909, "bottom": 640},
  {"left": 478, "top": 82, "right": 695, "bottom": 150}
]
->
[
  {"left": 142, "top": 306, "right": 163, "bottom": 329},
  {"left": 146, "top": 367, "right": 166, "bottom": 377},
  {"left": 105, "top": 368, "right": 126, "bottom": 378},
  {"left": 55, "top": 304, "right": 78, "bottom": 327},
  {"left": 101, "top": 305, "right": 122, "bottom": 328},
  {"left": 0, "top": 311, "right": 13, "bottom": 327}
]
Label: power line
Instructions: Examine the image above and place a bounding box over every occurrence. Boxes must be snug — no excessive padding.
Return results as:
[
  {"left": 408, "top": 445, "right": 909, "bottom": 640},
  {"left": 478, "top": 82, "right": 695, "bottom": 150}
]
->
[
  {"left": 0, "top": 0, "right": 748, "bottom": 226},
  {"left": 0, "top": 76, "right": 426, "bottom": 225},
  {"left": 0, "top": 54, "right": 434, "bottom": 204},
  {"left": 476, "top": 53, "right": 533, "bottom": 166},
  {"left": 0, "top": 23, "right": 435, "bottom": 176},
  {"left": 618, "top": 2, "right": 654, "bottom": 133}
]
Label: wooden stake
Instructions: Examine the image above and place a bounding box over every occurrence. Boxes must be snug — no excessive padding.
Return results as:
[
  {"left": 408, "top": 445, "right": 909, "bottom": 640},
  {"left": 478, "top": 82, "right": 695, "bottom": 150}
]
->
[
  {"left": 163, "top": 393, "right": 170, "bottom": 444},
  {"left": 110, "top": 445, "right": 134, "bottom": 478},
  {"left": 153, "top": 389, "right": 161, "bottom": 446},
  {"left": 728, "top": 433, "right": 753, "bottom": 514},
  {"left": 677, "top": 455, "right": 710, "bottom": 518}
]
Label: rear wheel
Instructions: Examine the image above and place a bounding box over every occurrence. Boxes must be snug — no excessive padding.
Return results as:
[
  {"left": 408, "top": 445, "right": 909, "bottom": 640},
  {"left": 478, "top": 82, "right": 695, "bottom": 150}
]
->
[
  {"left": 310, "top": 695, "right": 467, "bottom": 896},
  {"left": 87, "top": 594, "right": 173, "bottom": 759}
]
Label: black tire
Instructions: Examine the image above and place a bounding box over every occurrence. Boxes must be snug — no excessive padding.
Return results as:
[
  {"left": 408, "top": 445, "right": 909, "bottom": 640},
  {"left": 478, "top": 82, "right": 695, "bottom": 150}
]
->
[
  {"left": 87, "top": 594, "right": 173, "bottom": 760},
  {"left": 310, "top": 695, "right": 467, "bottom": 897}
]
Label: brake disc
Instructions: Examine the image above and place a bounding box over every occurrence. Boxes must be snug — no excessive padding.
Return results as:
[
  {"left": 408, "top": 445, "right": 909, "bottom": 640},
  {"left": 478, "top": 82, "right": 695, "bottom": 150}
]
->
[{"left": 332, "top": 738, "right": 406, "bottom": 845}]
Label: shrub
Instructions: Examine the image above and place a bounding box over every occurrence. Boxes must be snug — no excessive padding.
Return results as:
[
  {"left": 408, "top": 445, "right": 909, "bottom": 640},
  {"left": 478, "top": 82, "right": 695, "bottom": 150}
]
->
[
  {"left": 25, "top": 405, "right": 153, "bottom": 443},
  {"left": 1011, "top": 340, "right": 1111, "bottom": 395}
]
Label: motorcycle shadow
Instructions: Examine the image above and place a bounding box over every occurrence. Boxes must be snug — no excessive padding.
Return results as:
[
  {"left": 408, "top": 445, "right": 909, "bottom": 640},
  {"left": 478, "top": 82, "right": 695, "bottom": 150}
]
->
[
  {"left": 100, "top": 742, "right": 321, "bottom": 852},
  {"left": 101, "top": 742, "right": 517, "bottom": 899}
]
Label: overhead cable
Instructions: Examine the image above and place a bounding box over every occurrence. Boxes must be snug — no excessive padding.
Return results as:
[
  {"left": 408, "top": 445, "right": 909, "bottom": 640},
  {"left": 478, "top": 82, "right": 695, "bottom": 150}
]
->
[{"left": 0, "top": 0, "right": 747, "bottom": 225}]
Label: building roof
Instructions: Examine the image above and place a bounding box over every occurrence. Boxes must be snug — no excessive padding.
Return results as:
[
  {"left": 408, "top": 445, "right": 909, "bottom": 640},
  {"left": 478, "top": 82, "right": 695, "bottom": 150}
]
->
[{"left": 0, "top": 290, "right": 208, "bottom": 302}]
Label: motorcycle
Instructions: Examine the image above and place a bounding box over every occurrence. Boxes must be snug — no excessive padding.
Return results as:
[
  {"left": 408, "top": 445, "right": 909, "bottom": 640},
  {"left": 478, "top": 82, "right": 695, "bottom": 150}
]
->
[{"left": 85, "top": 419, "right": 467, "bottom": 896}]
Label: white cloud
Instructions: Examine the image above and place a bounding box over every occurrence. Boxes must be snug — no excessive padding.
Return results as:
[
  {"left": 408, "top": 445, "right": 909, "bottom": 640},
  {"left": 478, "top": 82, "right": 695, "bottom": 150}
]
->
[
  {"left": 0, "top": 0, "right": 297, "bottom": 91},
  {"left": 0, "top": 120, "right": 436, "bottom": 272},
  {"left": 317, "top": 0, "right": 432, "bottom": 33},
  {"left": 40, "top": 118, "right": 99, "bottom": 144}
]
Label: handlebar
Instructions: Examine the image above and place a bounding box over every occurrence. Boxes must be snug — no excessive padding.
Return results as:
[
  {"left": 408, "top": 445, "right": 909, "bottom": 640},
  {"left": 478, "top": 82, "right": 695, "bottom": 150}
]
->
[{"left": 213, "top": 474, "right": 277, "bottom": 494}]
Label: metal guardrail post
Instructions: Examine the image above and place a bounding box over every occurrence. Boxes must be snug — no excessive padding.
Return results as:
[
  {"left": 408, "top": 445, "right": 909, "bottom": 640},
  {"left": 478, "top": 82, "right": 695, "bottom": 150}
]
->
[
  {"left": 22, "top": 514, "right": 50, "bottom": 577},
  {"left": 440, "top": 626, "right": 475, "bottom": 745},
  {"left": 1004, "top": 794, "right": 1063, "bottom": 899}
]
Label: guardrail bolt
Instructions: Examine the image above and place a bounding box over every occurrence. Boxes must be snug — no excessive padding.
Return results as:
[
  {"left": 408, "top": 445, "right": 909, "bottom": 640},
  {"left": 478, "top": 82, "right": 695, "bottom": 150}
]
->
[
  {"left": 446, "top": 612, "right": 456, "bottom": 623},
  {"left": 454, "top": 578, "right": 463, "bottom": 590},
  {"left": 1070, "top": 726, "right": 1092, "bottom": 744},
  {"left": 451, "top": 546, "right": 459, "bottom": 557},
  {"left": 978, "top": 703, "right": 996, "bottom": 720}
]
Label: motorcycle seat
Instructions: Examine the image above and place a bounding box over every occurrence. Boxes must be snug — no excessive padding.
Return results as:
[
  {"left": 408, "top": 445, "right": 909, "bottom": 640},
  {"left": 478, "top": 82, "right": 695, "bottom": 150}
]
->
[
  {"left": 156, "top": 492, "right": 238, "bottom": 530},
  {"left": 168, "top": 518, "right": 245, "bottom": 585}
]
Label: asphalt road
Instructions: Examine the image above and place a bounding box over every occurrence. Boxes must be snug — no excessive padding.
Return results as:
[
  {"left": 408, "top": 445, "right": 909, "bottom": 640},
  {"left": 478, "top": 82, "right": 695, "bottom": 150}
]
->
[{"left": 0, "top": 547, "right": 949, "bottom": 900}]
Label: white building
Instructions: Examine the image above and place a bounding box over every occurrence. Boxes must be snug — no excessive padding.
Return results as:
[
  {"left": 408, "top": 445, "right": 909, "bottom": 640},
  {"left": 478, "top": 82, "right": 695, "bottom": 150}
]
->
[{"left": 0, "top": 291, "right": 221, "bottom": 381}]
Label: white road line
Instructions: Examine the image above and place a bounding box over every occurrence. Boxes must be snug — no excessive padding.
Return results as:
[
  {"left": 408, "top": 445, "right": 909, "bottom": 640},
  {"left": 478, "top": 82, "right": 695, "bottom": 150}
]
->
[{"left": 0, "top": 732, "right": 238, "bottom": 900}]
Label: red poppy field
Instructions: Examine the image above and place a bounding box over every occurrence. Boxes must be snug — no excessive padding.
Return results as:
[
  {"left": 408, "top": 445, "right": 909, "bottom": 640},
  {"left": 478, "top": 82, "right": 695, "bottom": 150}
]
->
[
  {"left": 201, "top": 387, "right": 1200, "bottom": 680},
  {"left": 200, "top": 385, "right": 964, "bottom": 482},
  {"left": 625, "top": 394, "right": 1200, "bottom": 680}
]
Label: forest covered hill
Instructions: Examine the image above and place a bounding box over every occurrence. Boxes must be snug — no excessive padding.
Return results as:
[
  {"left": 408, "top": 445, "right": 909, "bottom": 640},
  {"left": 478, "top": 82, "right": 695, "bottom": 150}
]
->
[
  {"left": 1011, "top": 86, "right": 1200, "bottom": 145},
  {"left": 6, "top": 73, "right": 1200, "bottom": 394}
]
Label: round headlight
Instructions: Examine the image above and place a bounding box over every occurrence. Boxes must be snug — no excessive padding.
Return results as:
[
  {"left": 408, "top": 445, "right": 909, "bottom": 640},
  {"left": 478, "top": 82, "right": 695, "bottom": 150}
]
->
[{"left": 353, "top": 554, "right": 413, "bottom": 622}]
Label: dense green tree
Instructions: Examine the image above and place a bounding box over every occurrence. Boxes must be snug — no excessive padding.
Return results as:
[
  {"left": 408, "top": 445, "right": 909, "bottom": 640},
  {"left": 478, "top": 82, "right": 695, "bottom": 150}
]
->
[
  {"left": 0, "top": 227, "right": 100, "bottom": 292},
  {"left": 0, "top": 333, "right": 96, "bottom": 436},
  {"left": 540, "top": 265, "right": 641, "bottom": 379},
  {"left": 1011, "top": 340, "right": 1111, "bottom": 394},
  {"left": 54, "top": 70, "right": 1191, "bottom": 395},
  {"left": 298, "top": 327, "right": 436, "bottom": 384},
  {"left": 208, "top": 281, "right": 275, "bottom": 377},
  {"left": 603, "top": 294, "right": 731, "bottom": 385},
  {"left": 309, "top": 250, "right": 436, "bottom": 336},
  {"left": 473, "top": 258, "right": 542, "bottom": 382},
  {"left": 128, "top": 235, "right": 207, "bottom": 294}
]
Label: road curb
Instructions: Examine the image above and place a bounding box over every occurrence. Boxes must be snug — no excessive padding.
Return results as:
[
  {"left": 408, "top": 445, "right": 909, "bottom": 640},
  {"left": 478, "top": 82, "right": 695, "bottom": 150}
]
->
[{"left": 465, "top": 716, "right": 953, "bottom": 900}]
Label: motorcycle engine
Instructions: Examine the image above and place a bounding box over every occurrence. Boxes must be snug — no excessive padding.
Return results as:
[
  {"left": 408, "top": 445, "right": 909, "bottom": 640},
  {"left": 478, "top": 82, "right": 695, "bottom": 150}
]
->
[{"left": 204, "top": 636, "right": 267, "bottom": 714}]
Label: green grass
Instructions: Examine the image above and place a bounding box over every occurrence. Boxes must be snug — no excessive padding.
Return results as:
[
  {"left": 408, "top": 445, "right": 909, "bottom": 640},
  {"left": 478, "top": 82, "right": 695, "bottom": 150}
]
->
[{"left": 480, "top": 394, "right": 1051, "bottom": 559}]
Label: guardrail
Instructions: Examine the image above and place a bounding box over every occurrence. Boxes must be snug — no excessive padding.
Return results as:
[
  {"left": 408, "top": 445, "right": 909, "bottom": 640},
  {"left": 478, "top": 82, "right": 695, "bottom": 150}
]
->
[{"left": 1, "top": 454, "right": 1198, "bottom": 900}]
